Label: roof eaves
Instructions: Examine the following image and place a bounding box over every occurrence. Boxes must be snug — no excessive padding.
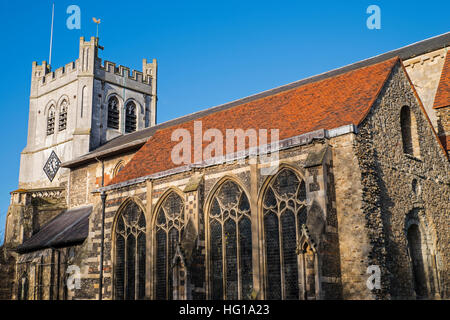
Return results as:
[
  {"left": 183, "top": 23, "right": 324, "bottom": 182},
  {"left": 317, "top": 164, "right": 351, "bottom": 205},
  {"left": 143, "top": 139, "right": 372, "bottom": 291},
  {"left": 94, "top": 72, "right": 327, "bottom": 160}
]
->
[{"left": 61, "top": 138, "right": 148, "bottom": 168}]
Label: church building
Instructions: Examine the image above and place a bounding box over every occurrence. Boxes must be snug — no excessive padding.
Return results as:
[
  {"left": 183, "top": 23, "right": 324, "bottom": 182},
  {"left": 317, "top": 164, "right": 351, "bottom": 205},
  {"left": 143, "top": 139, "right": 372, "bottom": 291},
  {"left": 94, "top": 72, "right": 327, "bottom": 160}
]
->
[{"left": 0, "top": 33, "right": 449, "bottom": 300}]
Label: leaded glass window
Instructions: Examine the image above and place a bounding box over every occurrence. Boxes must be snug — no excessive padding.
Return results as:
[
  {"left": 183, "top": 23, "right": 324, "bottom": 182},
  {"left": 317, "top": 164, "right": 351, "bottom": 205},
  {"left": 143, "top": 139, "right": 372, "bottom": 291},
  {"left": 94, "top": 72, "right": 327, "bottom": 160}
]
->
[
  {"left": 47, "top": 106, "right": 55, "bottom": 135},
  {"left": 58, "top": 100, "right": 68, "bottom": 131},
  {"left": 125, "top": 101, "right": 137, "bottom": 133},
  {"left": 263, "top": 169, "right": 307, "bottom": 300},
  {"left": 154, "top": 192, "right": 186, "bottom": 300},
  {"left": 107, "top": 96, "right": 120, "bottom": 129},
  {"left": 209, "top": 181, "right": 253, "bottom": 300},
  {"left": 114, "top": 201, "right": 146, "bottom": 300}
]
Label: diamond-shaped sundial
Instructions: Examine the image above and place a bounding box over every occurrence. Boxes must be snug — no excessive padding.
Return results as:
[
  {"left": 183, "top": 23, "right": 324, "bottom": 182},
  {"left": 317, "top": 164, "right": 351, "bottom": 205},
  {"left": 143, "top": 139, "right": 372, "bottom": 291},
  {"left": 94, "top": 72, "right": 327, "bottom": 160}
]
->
[{"left": 43, "top": 151, "right": 61, "bottom": 182}]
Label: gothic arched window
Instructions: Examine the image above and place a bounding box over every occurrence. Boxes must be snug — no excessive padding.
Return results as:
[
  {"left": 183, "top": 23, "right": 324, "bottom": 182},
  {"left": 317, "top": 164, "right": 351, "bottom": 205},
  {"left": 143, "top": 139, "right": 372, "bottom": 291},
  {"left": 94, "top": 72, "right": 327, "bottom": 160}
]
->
[
  {"left": 209, "top": 180, "right": 252, "bottom": 300},
  {"left": 125, "top": 101, "right": 137, "bottom": 133},
  {"left": 59, "top": 100, "right": 68, "bottom": 131},
  {"left": 154, "top": 192, "right": 186, "bottom": 300},
  {"left": 400, "top": 106, "right": 420, "bottom": 157},
  {"left": 107, "top": 96, "right": 120, "bottom": 129},
  {"left": 114, "top": 201, "right": 146, "bottom": 300},
  {"left": 262, "top": 168, "right": 307, "bottom": 300},
  {"left": 47, "top": 106, "right": 55, "bottom": 135}
]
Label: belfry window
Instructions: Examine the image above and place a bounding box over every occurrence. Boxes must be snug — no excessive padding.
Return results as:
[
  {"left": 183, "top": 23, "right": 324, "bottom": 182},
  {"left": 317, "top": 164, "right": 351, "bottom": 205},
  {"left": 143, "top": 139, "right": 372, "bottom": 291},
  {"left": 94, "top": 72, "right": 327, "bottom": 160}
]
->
[
  {"left": 47, "top": 106, "right": 55, "bottom": 135},
  {"left": 262, "top": 168, "right": 307, "bottom": 300},
  {"left": 400, "top": 106, "right": 420, "bottom": 157},
  {"left": 59, "top": 100, "right": 68, "bottom": 131},
  {"left": 125, "top": 101, "right": 137, "bottom": 133},
  {"left": 107, "top": 96, "right": 120, "bottom": 129},
  {"left": 114, "top": 201, "right": 146, "bottom": 300},
  {"left": 209, "top": 180, "right": 253, "bottom": 300},
  {"left": 154, "top": 192, "right": 186, "bottom": 300}
]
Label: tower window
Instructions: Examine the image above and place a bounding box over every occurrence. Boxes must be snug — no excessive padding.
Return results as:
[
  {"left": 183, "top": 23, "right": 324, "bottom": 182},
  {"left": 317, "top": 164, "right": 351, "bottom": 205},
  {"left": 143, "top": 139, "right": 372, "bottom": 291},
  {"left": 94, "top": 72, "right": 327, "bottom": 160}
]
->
[
  {"left": 59, "top": 100, "right": 68, "bottom": 131},
  {"left": 107, "top": 96, "right": 120, "bottom": 129},
  {"left": 125, "top": 101, "right": 137, "bottom": 133},
  {"left": 47, "top": 106, "right": 55, "bottom": 135}
]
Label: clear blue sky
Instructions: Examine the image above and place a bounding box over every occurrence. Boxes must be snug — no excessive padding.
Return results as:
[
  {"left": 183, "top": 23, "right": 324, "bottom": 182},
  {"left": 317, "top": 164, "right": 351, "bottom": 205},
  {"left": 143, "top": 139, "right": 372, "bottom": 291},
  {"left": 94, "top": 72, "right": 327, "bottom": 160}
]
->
[{"left": 0, "top": 0, "right": 448, "bottom": 243}]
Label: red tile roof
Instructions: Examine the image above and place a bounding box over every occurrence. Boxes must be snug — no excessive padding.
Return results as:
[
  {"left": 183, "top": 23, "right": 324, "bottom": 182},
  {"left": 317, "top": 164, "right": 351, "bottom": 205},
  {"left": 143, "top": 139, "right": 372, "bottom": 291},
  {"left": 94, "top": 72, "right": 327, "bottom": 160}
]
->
[
  {"left": 108, "top": 57, "right": 399, "bottom": 186},
  {"left": 434, "top": 52, "right": 450, "bottom": 109}
]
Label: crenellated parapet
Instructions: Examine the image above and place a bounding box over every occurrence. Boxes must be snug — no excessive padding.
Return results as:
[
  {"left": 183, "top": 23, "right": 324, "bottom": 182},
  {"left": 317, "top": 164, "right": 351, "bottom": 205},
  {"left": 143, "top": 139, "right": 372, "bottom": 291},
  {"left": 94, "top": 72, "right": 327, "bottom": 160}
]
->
[
  {"left": 98, "top": 59, "right": 154, "bottom": 85},
  {"left": 32, "top": 60, "right": 79, "bottom": 87},
  {"left": 30, "top": 36, "right": 156, "bottom": 92}
]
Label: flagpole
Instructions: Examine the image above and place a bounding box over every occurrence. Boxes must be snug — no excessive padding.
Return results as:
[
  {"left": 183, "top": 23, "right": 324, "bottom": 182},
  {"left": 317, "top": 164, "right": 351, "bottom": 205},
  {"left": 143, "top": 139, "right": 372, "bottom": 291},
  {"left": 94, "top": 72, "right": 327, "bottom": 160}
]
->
[{"left": 49, "top": 3, "right": 55, "bottom": 66}]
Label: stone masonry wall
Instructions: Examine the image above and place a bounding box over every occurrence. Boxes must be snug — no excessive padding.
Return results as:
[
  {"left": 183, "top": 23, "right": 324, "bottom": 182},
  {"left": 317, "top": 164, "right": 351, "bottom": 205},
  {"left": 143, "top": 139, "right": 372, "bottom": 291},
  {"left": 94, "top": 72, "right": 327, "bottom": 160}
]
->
[
  {"left": 68, "top": 152, "right": 135, "bottom": 209},
  {"left": 330, "top": 133, "right": 375, "bottom": 299},
  {"left": 356, "top": 62, "right": 450, "bottom": 299}
]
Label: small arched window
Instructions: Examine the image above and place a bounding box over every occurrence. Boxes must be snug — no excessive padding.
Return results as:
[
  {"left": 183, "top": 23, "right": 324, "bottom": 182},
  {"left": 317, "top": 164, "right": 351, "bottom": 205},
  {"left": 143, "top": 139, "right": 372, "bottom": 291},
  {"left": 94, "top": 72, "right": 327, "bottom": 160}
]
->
[
  {"left": 107, "top": 96, "right": 120, "bottom": 129},
  {"left": 114, "top": 201, "right": 146, "bottom": 300},
  {"left": 59, "top": 100, "right": 68, "bottom": 131},
  {"left": 154, "top": 192, "right": 186, "bottom": 300},
  {"left": 400, "top": 106, "right": 420, "bottom": 157},
  {"left": 209, "top": 180, "right": 252, "bottom": 300},
  {"left": 262, "top": 168, "right": 307, "bottom": 300},
  {"left": 47, "top": 106, "right": 55, "bottom": 135},
  {"left": 113, "top": 160, "right": 125, "bottom": 178},
  {"left": 125, "top": 101, "right": 137, "bottom": 133},
  {"left": 407, "top": 224, "right": 428, "bottom": 298},
  {"left": 18, "top": 272, "right": 29, "bottom": 300}
]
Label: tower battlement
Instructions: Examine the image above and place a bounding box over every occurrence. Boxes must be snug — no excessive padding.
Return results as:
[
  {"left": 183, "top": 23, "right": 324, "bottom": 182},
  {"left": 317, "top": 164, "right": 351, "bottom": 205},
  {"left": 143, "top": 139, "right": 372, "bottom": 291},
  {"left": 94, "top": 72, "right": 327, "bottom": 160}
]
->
[
  {"left": 32, "top": 60, "right": 79, "bottom": 86},
  {"left": 31, "top": 36, "right": 156, "bottom": 90},
  {"left": 98, "top": 59, "right": 156, "bottom": 86}
]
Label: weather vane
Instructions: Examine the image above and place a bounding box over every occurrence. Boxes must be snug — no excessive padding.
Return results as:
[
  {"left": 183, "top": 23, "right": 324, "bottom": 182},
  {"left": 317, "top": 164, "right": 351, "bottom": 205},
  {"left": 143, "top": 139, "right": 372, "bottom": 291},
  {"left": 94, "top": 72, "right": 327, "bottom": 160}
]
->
[{"left": 93, "top": 17, "right": 101, "bottom": 39}]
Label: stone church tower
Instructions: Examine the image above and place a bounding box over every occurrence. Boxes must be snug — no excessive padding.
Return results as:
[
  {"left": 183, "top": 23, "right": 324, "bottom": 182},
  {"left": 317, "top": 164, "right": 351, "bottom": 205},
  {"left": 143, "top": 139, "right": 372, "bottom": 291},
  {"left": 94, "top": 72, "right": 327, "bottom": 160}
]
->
[
  {"left": 3, "top": 37, "right": 157, "bottom": 251},
  {"left": 19, "top": 36, "right": 157, "bottom": 190}
]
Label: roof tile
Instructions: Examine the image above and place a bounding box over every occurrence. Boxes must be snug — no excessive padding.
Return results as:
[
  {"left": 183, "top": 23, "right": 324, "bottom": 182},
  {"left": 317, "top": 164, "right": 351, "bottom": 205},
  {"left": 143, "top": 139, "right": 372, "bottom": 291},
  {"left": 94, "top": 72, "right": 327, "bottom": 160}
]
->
[
  {"left": 434, "top": 52, "right": 450, "bottom": 109},
  {"left": 109, "top": 58, "right": 399, "bottom": 186}
]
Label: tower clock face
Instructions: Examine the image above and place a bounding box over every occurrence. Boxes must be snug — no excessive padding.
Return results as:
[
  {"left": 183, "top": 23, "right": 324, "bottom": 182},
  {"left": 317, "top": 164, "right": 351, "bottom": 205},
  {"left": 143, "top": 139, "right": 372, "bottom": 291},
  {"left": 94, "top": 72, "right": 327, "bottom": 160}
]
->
[{"left": 43, "top": 151, "right": 61, "bottom": 182}]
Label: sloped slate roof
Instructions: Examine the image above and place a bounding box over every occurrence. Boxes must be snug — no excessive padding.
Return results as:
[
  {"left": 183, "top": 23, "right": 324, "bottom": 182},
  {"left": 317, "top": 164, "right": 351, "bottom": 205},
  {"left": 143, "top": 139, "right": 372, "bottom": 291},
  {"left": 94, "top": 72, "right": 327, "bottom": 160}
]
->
[
  {"left": 16, "top": 206, "right": 93, "bottom": 253},
  {"left": 433, "top": 51, "right": 450, "bottom": 109},
  {"left": 109, "top": 57, "right": 399, "bottom": 186},
  {"left": 61, "top": 32, "right": 450, "bottom": 169}
]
